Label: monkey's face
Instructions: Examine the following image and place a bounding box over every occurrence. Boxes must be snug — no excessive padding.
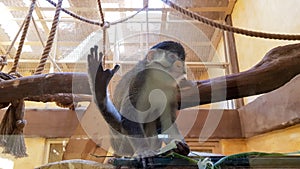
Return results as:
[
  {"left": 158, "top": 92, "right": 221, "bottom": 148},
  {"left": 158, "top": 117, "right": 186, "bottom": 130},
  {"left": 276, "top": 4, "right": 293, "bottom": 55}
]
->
[{"left": 146, "top": 49, "right": 186, "bottom": 82}]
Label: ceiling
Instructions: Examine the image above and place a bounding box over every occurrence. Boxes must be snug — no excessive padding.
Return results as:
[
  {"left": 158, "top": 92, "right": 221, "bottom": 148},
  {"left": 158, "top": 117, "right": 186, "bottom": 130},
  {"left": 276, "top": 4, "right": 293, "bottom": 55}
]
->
[{"left": 0, "top": 0, "right": 236, "bottom": 77}]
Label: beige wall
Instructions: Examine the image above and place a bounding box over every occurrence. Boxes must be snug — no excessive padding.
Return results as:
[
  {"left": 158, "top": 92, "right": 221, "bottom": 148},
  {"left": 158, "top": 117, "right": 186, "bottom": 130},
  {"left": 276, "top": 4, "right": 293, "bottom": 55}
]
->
[
  {"left": 0, "top": 138, "right": 46, "bottom": 169},
  {"left": 231, "top": 0, "right": 300, "bottom": 104},
  {"left": 217, "top": 0, "right": 300, "bottom": 154},
  {"left": 220, "top": 125, "right": 300, "bottom": 155},
  {"left": 232, "top": 0, "right": 300, "bottom": 71},
  {"left": 246, "top": 125, "right": 300, "bottom": 153}
]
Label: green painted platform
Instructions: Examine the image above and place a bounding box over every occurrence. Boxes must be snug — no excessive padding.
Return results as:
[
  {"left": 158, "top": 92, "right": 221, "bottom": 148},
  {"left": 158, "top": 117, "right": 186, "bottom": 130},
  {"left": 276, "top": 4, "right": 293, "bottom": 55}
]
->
[{"left": 112, "top": 155, "right": 300, "bottom": 168}]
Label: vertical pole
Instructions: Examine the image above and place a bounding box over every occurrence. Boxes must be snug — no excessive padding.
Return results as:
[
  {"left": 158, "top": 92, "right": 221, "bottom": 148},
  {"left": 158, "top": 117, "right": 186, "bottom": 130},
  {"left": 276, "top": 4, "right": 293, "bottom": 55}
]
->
[
  {"left": 144, "top": 0, "right": 149, "bottom": 49},
  {"left": 224, "top": 15, "right": 245, "bottom": 108}
]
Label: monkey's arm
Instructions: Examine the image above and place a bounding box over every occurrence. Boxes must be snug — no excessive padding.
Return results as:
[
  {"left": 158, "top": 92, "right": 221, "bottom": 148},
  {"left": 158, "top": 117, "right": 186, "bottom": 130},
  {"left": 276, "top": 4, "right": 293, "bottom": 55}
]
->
[{"left": 87, "top": 46, "right": 122, "bottom": 131}]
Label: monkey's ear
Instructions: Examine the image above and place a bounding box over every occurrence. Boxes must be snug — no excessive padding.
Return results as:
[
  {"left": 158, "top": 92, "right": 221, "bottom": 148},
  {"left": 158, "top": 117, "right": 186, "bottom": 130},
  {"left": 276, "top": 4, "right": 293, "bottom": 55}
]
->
[{"left": 146, "top": 50, "right": 156, "bottom": 62}]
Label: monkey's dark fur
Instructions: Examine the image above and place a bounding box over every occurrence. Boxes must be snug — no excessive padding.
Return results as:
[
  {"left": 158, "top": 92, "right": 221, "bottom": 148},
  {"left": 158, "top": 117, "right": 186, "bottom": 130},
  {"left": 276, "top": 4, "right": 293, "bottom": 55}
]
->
[{"left": 88, "top": 41, "right": 190, "bottom": 157}]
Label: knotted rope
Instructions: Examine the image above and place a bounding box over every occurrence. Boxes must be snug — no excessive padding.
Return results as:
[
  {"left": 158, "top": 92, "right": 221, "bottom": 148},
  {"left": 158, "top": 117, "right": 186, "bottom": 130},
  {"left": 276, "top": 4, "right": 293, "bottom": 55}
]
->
[
  {"left": 8, "top": 0, "right": 36, "bottom": 76},
  {"left": 0, "top": 99, "right": 27, "bottom": 158},
  {"left": 0, "top": 71, "right": 27, "bottom": 157}
]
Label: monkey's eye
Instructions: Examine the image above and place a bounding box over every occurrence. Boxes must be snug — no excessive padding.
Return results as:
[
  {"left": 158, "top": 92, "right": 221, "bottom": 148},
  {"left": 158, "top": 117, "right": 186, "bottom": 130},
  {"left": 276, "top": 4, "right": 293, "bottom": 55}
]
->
[{"left": 166, "top": 53, "right": 179, "bottom": 63}]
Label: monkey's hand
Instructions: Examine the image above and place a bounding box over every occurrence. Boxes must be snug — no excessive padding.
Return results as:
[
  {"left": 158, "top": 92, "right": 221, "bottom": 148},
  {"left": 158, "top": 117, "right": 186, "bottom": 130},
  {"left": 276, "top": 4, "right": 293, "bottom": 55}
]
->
[
  {"left": 158, "top": 139, "right": 190, "bottom": 157},
  {"left": 172, "top": 140, "right": 190, "bottom": 156},
  {"left": 87, "top": 45, "right": 120, "bottom": 99}
]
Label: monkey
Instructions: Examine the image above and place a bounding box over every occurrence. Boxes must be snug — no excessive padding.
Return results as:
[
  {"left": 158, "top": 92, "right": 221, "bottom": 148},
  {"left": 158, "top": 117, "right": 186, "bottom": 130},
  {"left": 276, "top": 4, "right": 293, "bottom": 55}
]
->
[{"left": 87, "top": 41, "right": 191, "bottom": 158}]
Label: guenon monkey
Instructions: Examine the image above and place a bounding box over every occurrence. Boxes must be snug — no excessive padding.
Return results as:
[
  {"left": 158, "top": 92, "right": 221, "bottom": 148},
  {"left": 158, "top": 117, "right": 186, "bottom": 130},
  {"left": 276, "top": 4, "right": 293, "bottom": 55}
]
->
[{"left": 87, "top": 41, "right": 191, "bottom": 157}]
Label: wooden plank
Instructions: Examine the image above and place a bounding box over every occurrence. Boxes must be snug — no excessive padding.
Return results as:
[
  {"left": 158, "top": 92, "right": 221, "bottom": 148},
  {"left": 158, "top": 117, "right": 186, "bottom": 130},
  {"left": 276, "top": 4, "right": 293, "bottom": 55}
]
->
[{"left": 34, "top": 6, "right": 50, "bottom": 34}]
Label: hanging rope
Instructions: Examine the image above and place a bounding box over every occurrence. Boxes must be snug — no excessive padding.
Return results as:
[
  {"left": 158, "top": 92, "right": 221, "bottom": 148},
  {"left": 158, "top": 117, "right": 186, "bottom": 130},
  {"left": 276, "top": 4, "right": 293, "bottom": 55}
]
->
[
  {"left": 34, "top": 0, "right": 63, "bottom": 75},
  {"left": 32, "top": 18, "right": 62, "bottom": 72},
  {"left": 8, "top": 0, "right": 36, "bottom": 76},
  {"left": 97, "top": 0, "right": 105, "bottom": 25},
  {"left": 0, "top": 99, "right": 27, "bottom": 158},
  {"left": 161, "top": 0, "right": 300, "bottom": 41},
  {"left": 44, "top": 0, "right": 147, "bottom": 27},
  {"left": 96, "top": 0, "right": 108, "bottom": 66}
]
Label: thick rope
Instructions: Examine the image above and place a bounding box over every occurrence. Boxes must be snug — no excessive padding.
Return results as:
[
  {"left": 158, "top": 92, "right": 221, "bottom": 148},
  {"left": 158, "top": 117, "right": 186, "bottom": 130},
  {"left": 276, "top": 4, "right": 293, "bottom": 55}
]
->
[
  {"left": 32, "top": 18, "right": 62, "bottom": 72},
  {"left": 102, "top": 27, "right": 107, "bottom": 66},
  {"left": 8, "top": 0, "right": 36, "bottom": 75},
  {"left": 44, "top": 0, "right": 146, "bottom": 27},
  {"left": 97, "top": 0, "right": 105, "bottom": 24},
  {"left": 97, "top": 0, "right": 106, "bottom": 54},
  {"left": 34, "top": 0, "right": 63, "bottom": 75},
  {"left": 96, "top": 0, "right": 107, "bottom": 66},
  {"left": 162, "top": 0, "right": 300, "bottom": 41},
  {"left": 45, "top": 0, "right": 300, "bottom": 41}
]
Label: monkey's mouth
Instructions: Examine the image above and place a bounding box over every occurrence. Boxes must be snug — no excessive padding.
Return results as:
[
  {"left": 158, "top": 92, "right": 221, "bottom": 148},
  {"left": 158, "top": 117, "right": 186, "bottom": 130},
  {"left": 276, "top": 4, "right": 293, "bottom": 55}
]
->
[{"left": 175, "top": 75, "right": 186, "bottom": 83}]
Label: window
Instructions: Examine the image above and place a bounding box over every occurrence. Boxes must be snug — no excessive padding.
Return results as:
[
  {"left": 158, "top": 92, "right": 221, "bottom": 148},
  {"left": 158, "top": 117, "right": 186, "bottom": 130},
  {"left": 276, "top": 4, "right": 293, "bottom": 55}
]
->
[{"left": 44, "top": 138, "right": 68, "bottom": 164}]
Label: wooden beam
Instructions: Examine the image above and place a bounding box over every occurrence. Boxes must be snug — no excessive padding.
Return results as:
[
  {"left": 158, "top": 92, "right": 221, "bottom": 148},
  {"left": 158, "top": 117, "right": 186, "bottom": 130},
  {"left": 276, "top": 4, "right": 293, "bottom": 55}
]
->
[
  {"left": 206, "top": 0, "right": 237, "bottom": 62},
  {"left": 34, "top": 5, "right": 50, "bottom": 34},
  {"left": 0, "top": 72, "right": 90, "bottom": 103},
  {"left": 1, "top": 43, "right": 300, "bottom": 106},
  {"left": 0, "top": 45, "right": 11, "bottom": 59},
  {"left": 207, "top": 28, "right": 223, "bottom": 62},
  {"left": 225, "top": 0, "right": 237, "bottom": 15}
]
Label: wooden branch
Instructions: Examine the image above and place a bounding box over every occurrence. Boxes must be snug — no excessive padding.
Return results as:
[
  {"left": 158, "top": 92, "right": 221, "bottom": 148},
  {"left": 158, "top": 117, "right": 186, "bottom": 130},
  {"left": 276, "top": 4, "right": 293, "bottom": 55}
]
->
[
  {"left": 0, "top": 72, "right": 91, "bottom": 103},
  {"left": 0, "top": 43, "right": 300, "bottom": 108},
  {"left": 179, "top": 43, "right": 300, "bottom": 108}
]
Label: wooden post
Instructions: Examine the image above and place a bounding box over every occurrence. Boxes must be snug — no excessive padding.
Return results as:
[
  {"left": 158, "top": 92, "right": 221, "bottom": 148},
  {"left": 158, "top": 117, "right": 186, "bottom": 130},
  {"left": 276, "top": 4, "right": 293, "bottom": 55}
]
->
[{"left": 223, "top": 15, "right": 245, "bottom": 108}]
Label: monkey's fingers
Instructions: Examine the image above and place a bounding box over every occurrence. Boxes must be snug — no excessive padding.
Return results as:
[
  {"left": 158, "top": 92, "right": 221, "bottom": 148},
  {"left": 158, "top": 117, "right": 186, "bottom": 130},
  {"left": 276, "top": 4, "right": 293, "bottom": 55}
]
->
[
  {"left": 90, "top": 47, "right": 95, "bottom": 58},
  {"left": 174, "top": 141, "right": 190, "bottom": 156},
  {"left": 99, "top": 52, "right": 104, "bottom": 63},
  {"left": 87, "top": 54, "right": 92, "bottom": 63},
  {"left": 93, "top": 45, "right": 99, "bottom": 59},
  {"left": 112, "top": 65, "right": 120, "bottom": 74}
]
